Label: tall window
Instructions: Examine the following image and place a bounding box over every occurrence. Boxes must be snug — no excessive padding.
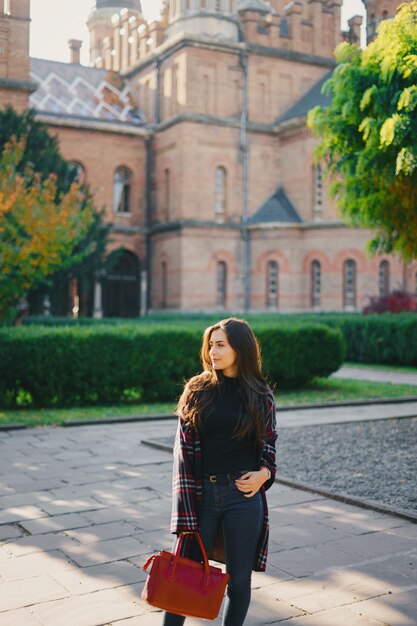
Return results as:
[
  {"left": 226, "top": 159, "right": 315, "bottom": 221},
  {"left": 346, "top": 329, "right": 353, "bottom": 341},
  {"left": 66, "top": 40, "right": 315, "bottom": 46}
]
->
[
  {"left": 379, "top": 260, "right": 390, "bottom": 296},
  {"left": 343, "top": 259, "right": 357, "bottom": 309},
  {"left": 216, "top": 261, "right": 227, "bottom": 308},
  {"left": 113, "top": 167, "right": 131, "bottom": 213},
  {"left": 313, "top": 165, "right": 323, "bottom": 220},
  {"left": 311, "top": 260, "right": 321, "bottom": 308},
  {"left": 266, "top": 261, "right": 278, "bottom": 308},
  {"left": 260, "top": 83, "right": 267, "bottom": 117},
  {"left": 69, "top": 161, "right": 86, "bottom": 185},
  {"left": 164, "top": 168, "right": 171, "bottom": 221},
  {"left": 4, "top": 0, "right": 11, "bottom": 15},
  {"left": 203, "top": 74, "right": 210, "bottom": 114},
  {"left": 215, "top": 166, "right": 227, "bottom": 217},
  {"left": 161, "top": 262, "right": 167, "bottom": 309}
]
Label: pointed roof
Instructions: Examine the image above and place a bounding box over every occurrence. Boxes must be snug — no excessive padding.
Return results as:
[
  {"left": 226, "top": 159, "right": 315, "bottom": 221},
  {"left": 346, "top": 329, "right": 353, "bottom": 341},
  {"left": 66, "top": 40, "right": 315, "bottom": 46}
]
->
[
  {"left": 276, "top": 72, "right": 331, "bottom": 125},
  {"left": 238, "top": 0, "right": 271, "bottom": 14},
  {"left": 249, "top": 186, "right": 302, "bottom": 224}
]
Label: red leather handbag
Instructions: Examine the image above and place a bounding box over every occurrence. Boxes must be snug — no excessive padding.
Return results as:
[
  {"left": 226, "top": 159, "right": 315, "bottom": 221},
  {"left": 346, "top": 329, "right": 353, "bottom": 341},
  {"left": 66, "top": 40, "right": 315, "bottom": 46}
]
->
[{"left": 141, "top": 531, "right": 230, "bottom": 620}]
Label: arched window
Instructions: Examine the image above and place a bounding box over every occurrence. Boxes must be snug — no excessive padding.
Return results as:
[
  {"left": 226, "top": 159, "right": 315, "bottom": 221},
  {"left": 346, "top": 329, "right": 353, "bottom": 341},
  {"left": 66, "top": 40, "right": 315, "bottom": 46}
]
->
[
  {"left": 162, "top": 262, "right": 168, "bottom": 309},
  {"left": 164, "top": 168, "right": 171, "bottom": 221},
  {"left": 69, "top": 161, "right": 86, "bottom": 185},
  {"left": 215, "top": 166, "right": 227, "bottom": 217},
  {"left": 266, "top": 261, "right": 278, "bottom": 308},
  {"left": 311, "top": 260, "right": 321, "bottom": 308},
  {"left": 216, "top": 261, "right": 227, "bottom": 308},
  {"left": 280, "top": 17, "right": 289, "bottom": 38},
  {"left": 313, "top": 165, "right": 323, "bottom": 220},
  {"left": 343, "top": 259, "right": 357, "bottom": 309},
  {"left": 379, "top": 260, "right": 390, "bottom": 296},
  {"left": 113, "top": 167, "right": 131, "bottom": 213}
]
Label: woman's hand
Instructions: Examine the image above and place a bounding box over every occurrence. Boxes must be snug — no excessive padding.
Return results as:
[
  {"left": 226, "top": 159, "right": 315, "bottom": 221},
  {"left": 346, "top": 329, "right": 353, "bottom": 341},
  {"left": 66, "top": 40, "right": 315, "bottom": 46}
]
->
[{"left": 235, "top": 468, "right": 269, "bottom": 498}]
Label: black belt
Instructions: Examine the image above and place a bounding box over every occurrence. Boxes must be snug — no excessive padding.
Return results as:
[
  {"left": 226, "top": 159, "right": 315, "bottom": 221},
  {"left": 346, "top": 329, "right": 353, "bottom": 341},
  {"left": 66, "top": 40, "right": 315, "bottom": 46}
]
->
[{"left": 203, "top": 470, "right": 251, "bottom": 484}]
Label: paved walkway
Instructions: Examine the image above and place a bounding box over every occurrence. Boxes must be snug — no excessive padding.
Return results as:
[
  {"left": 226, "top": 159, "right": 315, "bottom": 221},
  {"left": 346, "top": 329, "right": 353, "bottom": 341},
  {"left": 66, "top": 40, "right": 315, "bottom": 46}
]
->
[
  {"left": 277, "top": 400, "right": 417, "bottom": 427},
  {"left": 333, "top": 366, "right": 417, "bottom": 387},
  {"left": 0, "top": 420, "right": 416, "bottom": 626}
]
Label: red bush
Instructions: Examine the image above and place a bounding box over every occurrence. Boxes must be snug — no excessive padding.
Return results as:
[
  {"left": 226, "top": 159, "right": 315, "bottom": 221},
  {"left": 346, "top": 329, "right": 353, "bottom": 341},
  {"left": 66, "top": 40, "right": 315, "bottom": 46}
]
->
[{"left": 363, "top": 290, "right": 417, "bottom": 314}]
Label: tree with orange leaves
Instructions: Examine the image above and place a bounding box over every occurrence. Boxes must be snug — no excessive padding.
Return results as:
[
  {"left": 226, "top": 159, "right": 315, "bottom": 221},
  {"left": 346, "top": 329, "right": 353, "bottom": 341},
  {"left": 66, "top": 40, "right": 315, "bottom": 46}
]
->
[{"left": 0, "top": 137, "right": 95, "bottom": 322}]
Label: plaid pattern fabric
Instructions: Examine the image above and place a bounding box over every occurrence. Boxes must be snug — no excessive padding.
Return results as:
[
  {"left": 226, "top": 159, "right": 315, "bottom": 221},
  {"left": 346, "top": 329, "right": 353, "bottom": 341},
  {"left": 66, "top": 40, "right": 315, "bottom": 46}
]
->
[{"left": 170, "top": 389, "right": 277, "bottom": 572}]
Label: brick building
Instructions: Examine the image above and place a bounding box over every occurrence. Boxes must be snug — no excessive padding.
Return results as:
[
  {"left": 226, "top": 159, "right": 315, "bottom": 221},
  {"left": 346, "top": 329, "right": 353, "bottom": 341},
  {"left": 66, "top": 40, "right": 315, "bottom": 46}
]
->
[{"left": 1, "top": 0, "right": 416, "bottom": 316}]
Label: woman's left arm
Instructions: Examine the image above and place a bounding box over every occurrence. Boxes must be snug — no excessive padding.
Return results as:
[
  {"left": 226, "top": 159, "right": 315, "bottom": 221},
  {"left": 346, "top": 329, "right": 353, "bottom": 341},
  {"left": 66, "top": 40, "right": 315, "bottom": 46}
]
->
[
  {"left": 259, "top": 390, "right": 278, "bottom": 491},
  {"left": 235, "top": 391, "right": 278, "bottom": 497}
]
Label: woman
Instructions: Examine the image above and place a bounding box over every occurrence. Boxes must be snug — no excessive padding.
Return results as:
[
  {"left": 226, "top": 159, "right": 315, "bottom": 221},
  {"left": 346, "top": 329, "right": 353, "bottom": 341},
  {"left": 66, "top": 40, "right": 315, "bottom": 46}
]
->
[{"left": 163, "top": 317, "right": 277, "bottom": 626}]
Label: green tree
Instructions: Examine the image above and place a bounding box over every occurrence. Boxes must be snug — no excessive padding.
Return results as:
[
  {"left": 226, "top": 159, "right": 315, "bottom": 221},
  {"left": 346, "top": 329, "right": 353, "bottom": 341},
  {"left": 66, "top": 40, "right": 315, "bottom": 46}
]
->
[
  {"left": 0, "top": 107, "right": 111, "bottom": 321},
  {"left": 0, "top": 138, "right": 95, "bottom": 321},
  {"left": 308, "top": 1, "right": 417, "bottom": 261},
  {"left": 0, "top": 107, "right": 74, "bottom": 194}
]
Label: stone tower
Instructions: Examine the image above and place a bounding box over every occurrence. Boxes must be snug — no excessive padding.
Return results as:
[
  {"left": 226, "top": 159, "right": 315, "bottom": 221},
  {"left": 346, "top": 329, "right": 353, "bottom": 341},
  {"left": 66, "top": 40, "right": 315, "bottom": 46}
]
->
[
  {"left": 164, "top": 0, "right": 244, "bottom": 42},
  {"left": 0, "top": 0, "right": 34, "bottom": 111},
  {"left": 87, "top": 0, "right": 143, "bottom": 68},
  {"left": 363, "top": 0, "right": 407, "bottom": 42}
]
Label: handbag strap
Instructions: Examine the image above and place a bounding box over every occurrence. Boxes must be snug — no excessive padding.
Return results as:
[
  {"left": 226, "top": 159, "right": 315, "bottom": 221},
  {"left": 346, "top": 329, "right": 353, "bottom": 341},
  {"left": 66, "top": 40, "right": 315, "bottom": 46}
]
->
[{"left": 174, "top": 532, "right": 210, "bottom": 577}]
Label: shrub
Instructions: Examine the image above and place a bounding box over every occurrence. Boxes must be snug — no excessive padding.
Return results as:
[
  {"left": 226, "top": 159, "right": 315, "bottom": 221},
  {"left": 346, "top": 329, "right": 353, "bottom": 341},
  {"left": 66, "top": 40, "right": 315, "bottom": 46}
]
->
[
  {"left": 363, "top": 291, "right": 417, "bottom": 314},
  {"left": 0, "top": 323, "right": 344, "bottom": 408},
  {"left": 326, "top": 314, "right": 417, "bottom": 365}
]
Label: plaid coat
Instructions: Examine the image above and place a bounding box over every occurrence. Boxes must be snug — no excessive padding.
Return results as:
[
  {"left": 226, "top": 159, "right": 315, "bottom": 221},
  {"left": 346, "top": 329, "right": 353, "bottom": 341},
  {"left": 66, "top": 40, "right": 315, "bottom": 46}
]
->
[{"left": 170, "top": 389, "right": 277, "bottom": 572}]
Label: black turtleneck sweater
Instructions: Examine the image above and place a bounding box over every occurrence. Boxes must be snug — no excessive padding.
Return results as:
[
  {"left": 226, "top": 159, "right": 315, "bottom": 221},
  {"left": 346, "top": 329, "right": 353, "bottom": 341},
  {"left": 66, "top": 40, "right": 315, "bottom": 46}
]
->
[{"left": 201, "top": 375, "right": 257, "bottom": 474}]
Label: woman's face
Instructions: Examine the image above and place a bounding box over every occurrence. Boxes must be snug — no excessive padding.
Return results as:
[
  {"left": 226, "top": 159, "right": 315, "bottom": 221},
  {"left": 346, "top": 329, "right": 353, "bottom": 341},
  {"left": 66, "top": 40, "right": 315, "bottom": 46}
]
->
[{"left": 208, "top": 328, "right": 238, "bottom": 378}]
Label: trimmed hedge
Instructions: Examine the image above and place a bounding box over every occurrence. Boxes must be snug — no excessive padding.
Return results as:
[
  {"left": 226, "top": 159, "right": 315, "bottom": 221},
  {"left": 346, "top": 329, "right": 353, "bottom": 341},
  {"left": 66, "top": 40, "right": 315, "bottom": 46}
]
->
[
  {"left": 0, "top": 323, "right": 344, "bottom": 408},
  {"left": 321, "top": 314, "right": 417, "bottom": 366}
]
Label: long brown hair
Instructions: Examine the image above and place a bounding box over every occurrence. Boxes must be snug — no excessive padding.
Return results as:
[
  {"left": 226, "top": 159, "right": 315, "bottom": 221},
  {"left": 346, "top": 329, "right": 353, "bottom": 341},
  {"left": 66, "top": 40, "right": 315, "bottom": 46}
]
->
[{"left": 176, "top": 318, "right": 271, "bottom": 442}]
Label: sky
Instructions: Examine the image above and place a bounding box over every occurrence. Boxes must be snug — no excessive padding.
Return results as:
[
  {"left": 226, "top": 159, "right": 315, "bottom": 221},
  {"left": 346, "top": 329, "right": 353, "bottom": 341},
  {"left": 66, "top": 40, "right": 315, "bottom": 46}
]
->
[{"left": 29, "top": 0, "right": 366, "bottom": 65}]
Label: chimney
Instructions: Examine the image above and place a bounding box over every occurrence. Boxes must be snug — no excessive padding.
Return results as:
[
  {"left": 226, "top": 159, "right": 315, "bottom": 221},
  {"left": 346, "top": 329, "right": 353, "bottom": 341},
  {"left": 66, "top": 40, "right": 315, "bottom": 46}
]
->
[{"left": 68, "top": 39, "right": 83, "bottom": 64}]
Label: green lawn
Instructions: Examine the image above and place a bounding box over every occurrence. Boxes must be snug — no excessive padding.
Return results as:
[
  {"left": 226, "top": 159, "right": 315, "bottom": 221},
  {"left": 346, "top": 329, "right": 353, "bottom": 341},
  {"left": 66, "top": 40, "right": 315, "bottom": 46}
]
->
[{"left": 1, "top": 377, "right": 416, "bottom": 427}]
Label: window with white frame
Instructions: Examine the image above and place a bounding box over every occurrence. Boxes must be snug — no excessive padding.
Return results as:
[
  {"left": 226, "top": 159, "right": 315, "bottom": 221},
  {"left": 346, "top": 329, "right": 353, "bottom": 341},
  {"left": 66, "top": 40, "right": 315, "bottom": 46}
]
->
[
  {"left": 266, "top": 261, "right": 278, "bottom": 308},
  {"left": 215, "top": 166, "right": 227, "bottom": 217},
  {"left": 379, "top": 260, "right": 390, "bottom": 296},
  {"left": 311, "top": 260, "right": 321, "bottom": 308},
  {"left": 313, "top": 165, "right": 323, "bottom": 220},
  {"left": 113, "top": 167, "right": 131, "bottom": 213},
  {"left": 343, "top": 259, "right": 357, "bottom": 308},
  {"left": 216, "top": 261, "right": 227, "bottom": 307}
]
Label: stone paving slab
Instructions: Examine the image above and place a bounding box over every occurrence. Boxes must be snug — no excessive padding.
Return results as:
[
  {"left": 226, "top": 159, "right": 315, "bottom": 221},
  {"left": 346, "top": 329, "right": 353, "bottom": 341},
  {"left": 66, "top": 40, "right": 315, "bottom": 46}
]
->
[{"left": 0, "top": 419, "right": 416, "bottom": 626}]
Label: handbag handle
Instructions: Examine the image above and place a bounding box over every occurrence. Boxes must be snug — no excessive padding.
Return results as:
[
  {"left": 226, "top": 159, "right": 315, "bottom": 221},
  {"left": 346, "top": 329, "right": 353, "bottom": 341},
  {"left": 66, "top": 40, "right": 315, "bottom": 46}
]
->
[{"left": 170, "top": 531, "right": 211, "bottom": 583}]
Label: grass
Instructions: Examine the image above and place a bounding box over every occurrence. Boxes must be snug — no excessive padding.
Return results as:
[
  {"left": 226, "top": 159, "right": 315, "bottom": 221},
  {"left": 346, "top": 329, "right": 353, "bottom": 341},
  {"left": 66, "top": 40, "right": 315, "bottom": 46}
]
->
[{"left": 1, "top": 377, "right": 417, "bottom": 427}]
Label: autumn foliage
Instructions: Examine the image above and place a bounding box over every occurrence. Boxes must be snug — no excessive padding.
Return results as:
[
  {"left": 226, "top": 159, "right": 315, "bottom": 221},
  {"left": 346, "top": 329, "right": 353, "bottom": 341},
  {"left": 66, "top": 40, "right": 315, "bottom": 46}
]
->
[{"left": 0, "top": 137, "right": 94, "bottom": 321}]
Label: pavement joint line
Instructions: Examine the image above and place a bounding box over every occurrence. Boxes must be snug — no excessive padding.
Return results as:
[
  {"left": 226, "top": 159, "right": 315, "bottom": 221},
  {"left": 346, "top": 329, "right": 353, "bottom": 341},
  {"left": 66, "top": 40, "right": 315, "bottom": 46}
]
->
[
  {"left": 141, "top": 438, "right": 417, "bottom": 525},
  {"left": 2, "top": 394, "right": 417, "bottom": 431}
]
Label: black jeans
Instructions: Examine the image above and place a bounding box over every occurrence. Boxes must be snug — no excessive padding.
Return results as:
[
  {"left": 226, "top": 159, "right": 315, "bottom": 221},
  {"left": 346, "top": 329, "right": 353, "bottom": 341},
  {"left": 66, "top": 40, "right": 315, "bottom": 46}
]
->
[{"left": 162, "top": 475, "right": 264, "bottom": 626}]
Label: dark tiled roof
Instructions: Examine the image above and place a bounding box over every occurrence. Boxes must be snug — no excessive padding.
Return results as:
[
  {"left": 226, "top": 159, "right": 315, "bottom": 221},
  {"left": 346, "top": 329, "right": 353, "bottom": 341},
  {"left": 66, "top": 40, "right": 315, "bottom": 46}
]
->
[
  {"left": 276, "top": 71, "right": 332, "bottom": 124},
  {"left": 29, "top": 58, "right": 145, "bottom": 125},
  {"left": 249, "top": 186, "right": 302, "bottom": 224}
]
